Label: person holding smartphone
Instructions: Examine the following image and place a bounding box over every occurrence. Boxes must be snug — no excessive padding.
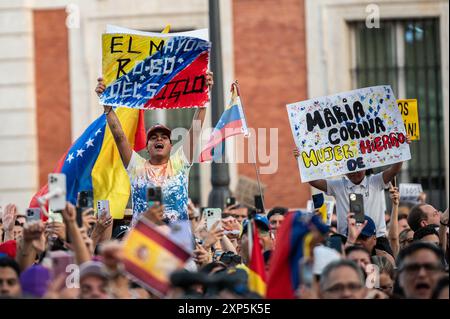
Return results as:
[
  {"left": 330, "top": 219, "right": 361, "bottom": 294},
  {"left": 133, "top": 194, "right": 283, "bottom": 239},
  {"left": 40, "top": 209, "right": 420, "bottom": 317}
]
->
[
  {"left": 293, "top": 135, "right": 412, "bottom": 257},
  {"left": 95, "top": 72, "right": 213, "bottom": 226}
]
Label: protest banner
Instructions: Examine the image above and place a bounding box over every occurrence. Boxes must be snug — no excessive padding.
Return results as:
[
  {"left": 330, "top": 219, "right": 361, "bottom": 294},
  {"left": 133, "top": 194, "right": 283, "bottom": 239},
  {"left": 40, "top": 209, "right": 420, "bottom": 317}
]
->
[
  {"left": 397, "top": 99, "right": 420, "bottom": 140},
  {"left": 234, "top": 175, "right": 266, "bottom": 208},
  {"left": 100, "top": 25, "right": 211, "bottom": 109},
  {"left": 122, "top": 218, "right": 191, "bottom": 297},
  {"left": 287, "top": 85, "right": 411, "bottom": 182},
  {"left": 399, "top": 183, "right": 423, "bottom": 202}
]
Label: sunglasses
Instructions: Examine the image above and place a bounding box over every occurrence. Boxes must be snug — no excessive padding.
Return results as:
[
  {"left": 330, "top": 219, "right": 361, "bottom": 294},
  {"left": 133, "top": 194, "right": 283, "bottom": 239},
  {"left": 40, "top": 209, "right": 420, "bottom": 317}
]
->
[{"left": 399, "top": 262, "right": 444, "bottom": 274}]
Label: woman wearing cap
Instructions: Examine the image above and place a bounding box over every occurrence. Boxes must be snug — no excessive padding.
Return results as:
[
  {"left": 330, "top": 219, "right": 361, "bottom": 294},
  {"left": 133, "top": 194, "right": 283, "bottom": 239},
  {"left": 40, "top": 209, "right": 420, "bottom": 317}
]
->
[{"left": 95, "top": 72, "right": 213, "bottom": 226}]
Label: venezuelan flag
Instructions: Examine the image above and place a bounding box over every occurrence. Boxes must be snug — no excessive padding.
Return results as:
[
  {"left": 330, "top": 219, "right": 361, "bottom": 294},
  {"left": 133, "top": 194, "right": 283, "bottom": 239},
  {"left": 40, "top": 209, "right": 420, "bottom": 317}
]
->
[
  {"left": 247, "top": 219, "right": 267, "bottom": 297},
  {"left": 266, "top": 212, "right": 329, "bottom": 299},
  {"left": 122, "top": 219, "right": 191, "bottom": 296},
  {"left": 199, "top": 83, "right": 249, "bottom": 162},
  {"left": 29, "top": 108, "right": 146, "bottom": 219}
]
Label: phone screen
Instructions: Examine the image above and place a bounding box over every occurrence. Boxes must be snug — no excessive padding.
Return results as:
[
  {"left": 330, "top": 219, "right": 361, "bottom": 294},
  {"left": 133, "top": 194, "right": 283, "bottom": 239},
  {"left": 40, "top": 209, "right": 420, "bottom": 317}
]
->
[
  {"left": 204, "top": 208, "right": 222, "bottom": 231},
  {"left": 312, "top": 193, "right": 325, "bottom": 209},
  {"left": 147, "top": 186, "right": 162, "bottom": 207},
  {"left": 349, "top": 193, "right": 365, "bottom": 223}
]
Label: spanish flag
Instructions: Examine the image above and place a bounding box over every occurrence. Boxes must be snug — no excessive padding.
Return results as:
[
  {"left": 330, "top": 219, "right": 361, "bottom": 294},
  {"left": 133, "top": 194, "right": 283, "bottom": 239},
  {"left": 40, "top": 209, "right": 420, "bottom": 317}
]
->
[
  {"left": 122, "top": 218, "right": 191, "bottom": 296},
  {"left": 247, "top": 219, "right": 267, "bottom": 297}
]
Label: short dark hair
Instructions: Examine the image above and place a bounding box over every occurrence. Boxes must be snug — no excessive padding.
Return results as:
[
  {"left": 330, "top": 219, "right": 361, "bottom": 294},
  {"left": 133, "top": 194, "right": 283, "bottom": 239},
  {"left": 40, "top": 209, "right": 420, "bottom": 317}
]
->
[
  {"left": 0, "top": 257, "right": 21, "bottom": 277},
  {"left": 319, "top": 260, "right": 365, "bottom": 291},
  {"left": 413, "top": 224, "right": 439, "bottom": 241},
  {"left": 431, "top": 276, "right": 449, "bottom": 299},
  {"left": 344, "top": 245, "right": 371, "bottom": 258},
  {"left": 398, "top": 213, "right": 408, "bottom": 221},
  {"left": 396, "top": 241, "right": 445, "bottom": 269},
  {"left": 407, "top": 204, "right": 427, "bottom": 231},
  {"left": 267, "top": 207, "right": 287, "bottom": 220}
]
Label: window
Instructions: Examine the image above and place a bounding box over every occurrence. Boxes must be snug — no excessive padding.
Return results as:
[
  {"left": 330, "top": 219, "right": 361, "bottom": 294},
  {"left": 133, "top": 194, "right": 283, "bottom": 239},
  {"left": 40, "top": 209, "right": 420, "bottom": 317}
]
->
[{"left": 350, "top": 19, "right": 446, "bottom": 209}]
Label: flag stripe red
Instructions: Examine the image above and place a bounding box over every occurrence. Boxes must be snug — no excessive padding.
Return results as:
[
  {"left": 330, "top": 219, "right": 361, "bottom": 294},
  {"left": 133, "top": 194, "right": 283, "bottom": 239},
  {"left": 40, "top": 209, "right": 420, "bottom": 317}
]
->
[{"left": 135, "top": 221, "right": 190, "bottom": 261}]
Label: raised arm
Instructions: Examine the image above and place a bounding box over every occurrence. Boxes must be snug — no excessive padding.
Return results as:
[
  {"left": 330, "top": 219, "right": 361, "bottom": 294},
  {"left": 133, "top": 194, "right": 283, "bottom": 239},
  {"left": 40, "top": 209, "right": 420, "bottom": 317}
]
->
[
  {"left": 62, "top": 203, "right": 91, "bottom": 264},
  {"left": 388, "top": 186, "right": 400, "bottom": 257},
  {"left": 95, "top": 78, "right": 132, "bottom": 167},
  {"left": 183, "top": 71, "right": 213, "bottom": 164}
]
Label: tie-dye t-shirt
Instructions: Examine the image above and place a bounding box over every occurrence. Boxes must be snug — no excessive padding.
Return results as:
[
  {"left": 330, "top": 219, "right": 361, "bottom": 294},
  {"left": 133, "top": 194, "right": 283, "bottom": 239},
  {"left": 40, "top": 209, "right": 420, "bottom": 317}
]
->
[{"left": 126, "top": 148, "right": 191, "bottom": 227}]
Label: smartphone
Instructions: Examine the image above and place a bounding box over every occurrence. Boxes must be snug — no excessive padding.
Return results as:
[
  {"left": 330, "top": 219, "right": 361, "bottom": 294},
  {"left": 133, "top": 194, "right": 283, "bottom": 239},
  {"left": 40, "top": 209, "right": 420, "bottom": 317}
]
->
[
  {"left": 226, "top": 197, "right": 236, "bottom": 207},
  {"left": 77, "top": 190, "right": 93, "bottom": 210},
  {"left": 96, "top": 200, "right": 111, "bottom": 219},
  {"left": 48, "top": 173, "right": 66, "bottom": 212},
  {"left": 312, "top": 193, "right": 325, "bottom": 209},
  {"left": 50, "top": 251, "right": 75, "bottom": 279},
  {"left": 75, "top": 207, "right": 84, "bottom": 228},
  {"left": 26, "top": 208, "right": 41, "bottom": 223},
  {"left": 147, "top": 186, "right": 162, "bottom": 208},
  {"left": 203, "top": 208, "right": 222, "bottom": 231},
  {"left": 349, "top": 193, "right": 365, "bottom": 223},
  {"left": 254, "top": 195, "right": 264, "bottom": 213},
  {"left": 326, "top": 234, "right": 344, "bottom": 254}
]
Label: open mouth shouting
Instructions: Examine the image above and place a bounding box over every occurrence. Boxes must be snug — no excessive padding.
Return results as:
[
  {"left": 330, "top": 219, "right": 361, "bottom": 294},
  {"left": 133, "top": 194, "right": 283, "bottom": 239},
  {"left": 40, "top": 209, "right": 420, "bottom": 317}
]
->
[
  {"left": 154, "top": 142, "right": 165, "bottom": 151},
  {"left": 414, "top": 281, "right": 431, "bottom": 296}
]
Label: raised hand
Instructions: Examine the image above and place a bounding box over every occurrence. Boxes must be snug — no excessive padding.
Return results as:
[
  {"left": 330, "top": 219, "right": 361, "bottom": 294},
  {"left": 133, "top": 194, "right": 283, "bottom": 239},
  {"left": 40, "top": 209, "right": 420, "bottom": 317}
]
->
[
  {"left": 203, "top": 221, "right": 224, "bottom": 249},
  {"left": 193, "top": 242, "right": 211, "bottom": 266},
  {"left": 3, "top": 204, "right": 18, "bottom": 232},
  {"left": 389, "top": 186, "right": 400, "bottom": 207},
  {"left": 206, "top": 71, "right": 214, "bottom": 88},
  {"left": 346, "top": 212, "right": 368, "bottom": 245},
  {"left": 95, "top": 77, "right": 106, "bottom": 96}
]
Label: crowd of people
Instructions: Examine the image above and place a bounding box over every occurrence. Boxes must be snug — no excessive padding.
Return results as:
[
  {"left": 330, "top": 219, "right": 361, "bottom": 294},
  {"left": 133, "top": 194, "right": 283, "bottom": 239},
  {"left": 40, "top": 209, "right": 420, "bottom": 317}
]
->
[{"left": 0, "top": 73, "right": 448, "bottom": 300}]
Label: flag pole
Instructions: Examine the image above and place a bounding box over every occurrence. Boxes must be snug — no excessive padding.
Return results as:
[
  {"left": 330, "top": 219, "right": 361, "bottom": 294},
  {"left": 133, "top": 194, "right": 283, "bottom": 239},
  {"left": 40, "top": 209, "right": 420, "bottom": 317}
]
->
[{"left": 232, "top": 81, "right": 266, "bottom": 213}]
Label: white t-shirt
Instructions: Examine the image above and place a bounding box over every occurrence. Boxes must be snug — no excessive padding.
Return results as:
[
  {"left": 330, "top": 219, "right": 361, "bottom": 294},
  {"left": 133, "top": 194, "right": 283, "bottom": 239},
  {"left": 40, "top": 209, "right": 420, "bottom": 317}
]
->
[{"left": 326, "top": 172, "right": 388, "bottom": 237}]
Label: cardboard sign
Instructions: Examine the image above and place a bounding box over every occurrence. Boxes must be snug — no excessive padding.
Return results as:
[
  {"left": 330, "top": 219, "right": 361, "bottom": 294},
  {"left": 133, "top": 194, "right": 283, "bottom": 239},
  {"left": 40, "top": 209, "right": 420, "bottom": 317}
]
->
[
  {"left": 100, "top": 25, "right": 211, "bottom": 109},
  {"left": 287, "top": 85, "right": 411, "bottom": 182},
  {"left": 397, "top": 99, "right": 420, "bottom": 140},
  {"left": 399, "top": 183, "right": 423, "bottom": 201}
]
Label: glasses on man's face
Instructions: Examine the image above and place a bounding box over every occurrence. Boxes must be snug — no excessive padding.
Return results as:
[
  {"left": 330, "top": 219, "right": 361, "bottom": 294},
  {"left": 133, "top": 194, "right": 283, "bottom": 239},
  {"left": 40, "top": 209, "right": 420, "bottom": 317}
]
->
[
  {"left": 399, "top": 262, "right": 444, "bottom": 274},
  {"left": 324, "top": 282, "right": 363, "bottom": 294}
]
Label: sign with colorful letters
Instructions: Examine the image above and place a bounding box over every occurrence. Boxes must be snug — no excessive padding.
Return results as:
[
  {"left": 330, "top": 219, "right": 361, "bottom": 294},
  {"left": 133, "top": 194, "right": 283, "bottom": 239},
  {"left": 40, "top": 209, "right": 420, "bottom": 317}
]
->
[
  {"left": 397, "top": 99, "right": 420, "bottom": 140},
  {"left": 100, "top": 25, "right": 211, "bottom": 109},
  {"left": 287, "top": 86, "right": 411, "bottom": 182}
]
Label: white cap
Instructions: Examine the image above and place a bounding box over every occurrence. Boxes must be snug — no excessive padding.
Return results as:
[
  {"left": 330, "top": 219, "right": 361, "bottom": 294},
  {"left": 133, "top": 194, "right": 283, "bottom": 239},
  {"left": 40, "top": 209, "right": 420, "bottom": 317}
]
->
[{"left": 313, "top": 245, "right": 341, "bottom": 275}]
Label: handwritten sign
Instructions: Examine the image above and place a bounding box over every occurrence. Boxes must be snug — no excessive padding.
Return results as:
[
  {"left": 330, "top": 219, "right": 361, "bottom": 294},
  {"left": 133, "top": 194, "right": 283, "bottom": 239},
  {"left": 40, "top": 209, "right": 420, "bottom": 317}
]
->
[
  {"left": 397, "top": 99, "right": 420, "bottom": 140},
  {"left": 100, "top": 25, "right": 211, "bottom": 109},
  {"left": 399, "top": 183, "right": 423, "bottom": 202},
  {"left": 287, "top": 86, "right": 411, "bottom": 182}
]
